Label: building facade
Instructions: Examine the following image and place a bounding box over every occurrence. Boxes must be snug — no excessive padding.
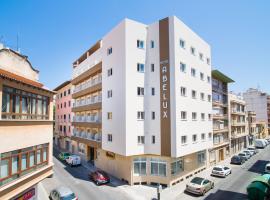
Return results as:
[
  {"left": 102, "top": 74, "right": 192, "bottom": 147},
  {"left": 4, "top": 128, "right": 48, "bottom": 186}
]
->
[
  {"left": 0, "top": 46, "right": 54, "bottom": 199},
  {"left": 72, "top": 16, "right": 213, "bottom": 186},
  {"left": 247, "top": 111, "right": 257, "bottom": 145},
  {"left": 209, "top": 70, "right": 234, "bottom": 165},
  {"left": 54, "top": 81, "right": 73, "bottom": 152},
  {"left": 228, "top": 93, "right": 248, "bottom": 154}
]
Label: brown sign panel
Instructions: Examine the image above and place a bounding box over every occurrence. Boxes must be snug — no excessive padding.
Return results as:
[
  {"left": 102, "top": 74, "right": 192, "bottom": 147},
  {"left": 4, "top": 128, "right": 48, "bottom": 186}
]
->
[{"left": 159, "top": 17, "right": 171, "bottom": 157}]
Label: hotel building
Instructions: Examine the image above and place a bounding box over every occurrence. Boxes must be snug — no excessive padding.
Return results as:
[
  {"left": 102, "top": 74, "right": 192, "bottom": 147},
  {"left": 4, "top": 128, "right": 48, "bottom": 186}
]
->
[
  {"left": 209, "top": 70, "right": 234, "bottom": 165},
  {"left": 228, "top": 93, "right": 248, "bottom": 154},
  {"left": 54, "top": 81, "right": 73, "bottom": 152},
  {"left": 71, "top": 16, "right": 213, "bottom": 186},
  {"left": 0, "top": 45, "right": 54, "bottom": 199}
]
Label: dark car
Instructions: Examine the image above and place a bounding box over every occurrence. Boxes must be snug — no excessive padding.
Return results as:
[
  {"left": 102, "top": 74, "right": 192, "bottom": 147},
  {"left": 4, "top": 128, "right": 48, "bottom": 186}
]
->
[
  {"left": 231, "top": 155, "right": 245, "bottom": 165},
  {"left": 88, "top": 170, "right": 110, "bottom": 185}
]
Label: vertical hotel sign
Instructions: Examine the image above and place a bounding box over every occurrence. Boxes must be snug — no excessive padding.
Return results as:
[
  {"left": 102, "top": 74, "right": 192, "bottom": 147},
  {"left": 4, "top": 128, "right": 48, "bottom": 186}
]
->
[{"left": 159, "top": 18, "right": 171, "bottom": 156}]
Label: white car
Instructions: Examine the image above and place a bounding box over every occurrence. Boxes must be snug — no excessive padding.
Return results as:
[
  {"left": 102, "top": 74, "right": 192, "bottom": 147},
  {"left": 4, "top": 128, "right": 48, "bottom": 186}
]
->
[
  {"left": 211, "top": 165, "right": 231, "bottom": 177},
  {"left": 66, "top": 155, "right": 81, "bottom": 167},
  {"left": 243, "top": 149, "right": 255, "bottom": 156}
]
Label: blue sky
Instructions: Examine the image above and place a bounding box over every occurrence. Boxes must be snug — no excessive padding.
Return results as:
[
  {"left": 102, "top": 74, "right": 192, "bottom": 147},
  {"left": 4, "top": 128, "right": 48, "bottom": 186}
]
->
[{"left": 1, "top": 0, "right": 270, "bottom": 92}]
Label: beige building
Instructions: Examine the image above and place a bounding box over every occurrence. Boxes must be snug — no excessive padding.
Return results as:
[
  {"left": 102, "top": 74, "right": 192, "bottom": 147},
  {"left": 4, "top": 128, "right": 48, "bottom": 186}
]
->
[
  {"left": 0, "top": 46, "right": 54, "bottom": 199},
  {"left": 228, "top": 93, "right": 248, "bottom": 154},
  {"left": 256, "top": 121, "right": 268, "bottom": 139},
  {"left": 209, "top": 70, "right": 234, "bottom": 165},
  {"left": 247, "top": 111, "right": 257, "bottom": 145}
]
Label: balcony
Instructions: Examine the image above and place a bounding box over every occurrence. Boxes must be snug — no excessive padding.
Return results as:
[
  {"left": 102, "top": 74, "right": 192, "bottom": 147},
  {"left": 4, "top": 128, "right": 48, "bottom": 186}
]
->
[
  {"left": 231, "top": 109, "right": 245, "bottom": 115},
  {"left": 213, "top": 125, "right": 229, "bottom": 133},
  {"left": 72, "top": 115, "right": 101, "bottom": 128},
  {"left": 72, "top": 130, "right": 101, "bottom": 148},
  {"left": 231, "top": 120, "right": 246, "bottom": 126},
  {"left": 231, "top": 132, "right": 248, "bottom": 139},
  {"left": 73, "top": 75, "right": 102, "bottom": 98},
  {"left": 212, "top": 113, "right": 228, "bottom": 119},
  {"left": 212, "top": 100, "right": 228, "bottom": 107},
  {"left": 72, "top": 95, "right": 102, "bottom": 112}
]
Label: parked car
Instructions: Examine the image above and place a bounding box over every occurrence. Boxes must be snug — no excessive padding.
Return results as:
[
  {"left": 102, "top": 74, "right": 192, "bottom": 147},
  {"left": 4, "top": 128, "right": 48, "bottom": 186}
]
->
[
  {"left": 243, "top": 149, "right": 254, "bottom": 157},
  {"left": 255, "top": 139, "right": 267, "bottom": 149},
  {"left": 265, "top": 163, "right": 270, "bottom": 174},
  {"left": 185, "top": 177, "right": 214, "bottom": 196},
  {"left": 49, "top": 186, "right": 78, "bottom": 200},
  {"left": 211, "top": 165, "right": 232, "bottom": 177},
  {"left": 89, "top": 170, "right": 110, "bottom": 185},
  {"left": 238, "top": 152, "right": 250, "bottom": 161},
  {"left": 263, "top": 139, "right": 269, "bottom": 145},
  {"left": 231, "top": 155, "right": 245, "bottom": 165},
  {"left": 66, "top": 155, "right": 81, "bottom": 167},
  {"left": 58, "top": 152, "right": 71, "bottom": 161},
  {"left": 247, "top": 146, "right": 259, "bottom": 154}
]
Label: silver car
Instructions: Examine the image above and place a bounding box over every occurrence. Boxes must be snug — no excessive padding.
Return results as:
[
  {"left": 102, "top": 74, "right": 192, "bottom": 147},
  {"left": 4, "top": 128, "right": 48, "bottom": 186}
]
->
[
  {"left": 49, "top": 186, "right": 77, "bottom": 200},
  {"left": 186, "top": 177, "right": 214, "bottom": 196}
]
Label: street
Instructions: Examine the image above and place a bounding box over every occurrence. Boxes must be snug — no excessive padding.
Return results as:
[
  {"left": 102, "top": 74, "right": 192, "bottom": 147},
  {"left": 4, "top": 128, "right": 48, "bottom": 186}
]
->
[
  {"left": 41, "top": 149, "right": 134, "bottom": 200},
  {"left": 177, "top": 145, "right": 270, "bottom": 200}
]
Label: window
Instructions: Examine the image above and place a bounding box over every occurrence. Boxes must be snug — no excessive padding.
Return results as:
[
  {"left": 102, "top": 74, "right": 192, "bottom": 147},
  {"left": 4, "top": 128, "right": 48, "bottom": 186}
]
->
[
  {"left": 208, "top": 114, "right": 212, "bottom": 121},
  {"left": 137, "top": 111, "right": 145, "bottom": 120},
  {"left": 207, "top": 76, "right": 211, "bottom": 83},
  {"left": 60, "top": 93, "right": 63, "bottom": 98},
  {"left": 152, "top": 112, "right": 155, "bottom": 120},
  {"left": 151, "top": 158, "right": 166, "bottom": 177},
  {"left": 201, "top": 133, "right": 206, "bottom": 141},
  {"left": 133, "top": 158, "right": 146, "bottom": 176},
  {"left": 68, "top": 89, "right": 71, "bottom": 95},
  {"left": 137, "top": 136, "right": 145, "bottom": 144},
  {"left": 180, "top": 62, "right": 186, "bottom": 72},
  {"left": 192, "top": 134, "right": 197, "bottom": 142},
  {"left": 137, "top": 63, "right": 145, "bottom": 72},
  {"left": 200, "top": 93, "right": 205, "bottom": 101},
  {"left": 64, "top": 102, "right": 66, "bottom": 108},
  {"left": 180, "top": 39, "right": 185, "bottom": 48},
  {"left": 201, "top": 113, "right": 205, "bottom": 121},
  {"left": 181, "top": 135, "right": 187, "bottom": 145},
  {"left": 171, "top": 159, "right": 184, "bottom": 175},
  {"left": 207, "top": 58, "right": 210, "bottom": 65},
  {"left": 191, "top": 68, "right": 196, "bottom": 77},
  {"left": 151, "top": 88, "right": 155, "bottom": 96},
  {"left": 107, "top": 134, "right": 112, "bottom": 142},
  {"left": 192, "top": 90, "right": 197, "bottom": 99},
  {"left": 199, "top": 53, "right": 204, "bottom": 61},
  {"left": 181, "top": 111, "right": 187, "bottom": 120},
  {"left": 180, "top": 87, "right": 186, "bottom": 97},
  {"left": 137, "top": 40, "right": 144, "bottom": 49},
  {"left": 152, "top": 135, "right": 156, "bottom": 144},
  {"left": 200, "top": 72, "right": 204, "bottom": 81},
  {"left": 151, "top": 64, "right": 155, "bottom": 72},
  {"left": 150, "top": 40, "right": 154, "bottom": 48},
  {"left": 137, "top": 87, "right": 144, "bottom": 96},
  {"left": 208, "top": 132, "right": 212, "bottom": 140},
  {"left": 64, "top": 91, "right": 66, "bottom": 96},
  {"left": 60, "top": 103, "right": 62, "bottom": 109},
  {"left": 107, "top": 68, "right": 113, "bottom": 77},
  {"left": 198, "top": 151, "right": 206, "bottom": 164},
  {"left": 68, "top": 101, "right": 71, "bottom": 107},
  {"left": 191, "top": 47, "right": 196, "bottom": 55},
  {"left": 107, "top": 112, "right": 112, "bottom": 120},
  {"left": 192, "top": 112, "right": 197, "bottom": 120},
  {"left": 78, "top": 143, "right": 85, "bottom": 154},
  {"left": 107, "top": 90, "right": 113, "bottom": 98},
  {"left": 107, "top": 47, "right": 112, "bottom": 55},
  {"left": 208, "top": 95, "right": 211, "bottom": 102}
]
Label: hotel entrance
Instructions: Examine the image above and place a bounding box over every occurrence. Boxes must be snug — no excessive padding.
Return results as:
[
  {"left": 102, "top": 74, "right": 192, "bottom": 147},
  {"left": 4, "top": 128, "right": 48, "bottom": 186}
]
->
[{"left": 87, "top": 146, "right": 96, "bottom": 161}]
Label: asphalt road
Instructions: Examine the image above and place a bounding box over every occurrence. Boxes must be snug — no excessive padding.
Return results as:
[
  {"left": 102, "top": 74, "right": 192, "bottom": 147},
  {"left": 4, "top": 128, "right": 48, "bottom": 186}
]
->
[
  {"left": 41, "top": 149, "right": 133, "bottom": 200},
  {"left": 177, "top": 145, "right": 270, "bottom": 200}
]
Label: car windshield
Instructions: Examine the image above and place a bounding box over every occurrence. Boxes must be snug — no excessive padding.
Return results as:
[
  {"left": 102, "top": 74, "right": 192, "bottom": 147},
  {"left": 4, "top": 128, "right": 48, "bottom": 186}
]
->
[
  {"left": 61, "top": 193, "right": 75, "bottom": 200},
  {"left": 248, "top": 148, "right": 254, "bottom": 150},
  {"left": 190, "top": 177, "right": 204, "bottom": 185},
  {"left": 239, "top": 153, "right": 245, "bottom": 156},
  {"left": 64, "top": 153, "right": 70, "bottom": 156},
  {"left": 213, "top": 167, "right": 222, "bottom": 171}
]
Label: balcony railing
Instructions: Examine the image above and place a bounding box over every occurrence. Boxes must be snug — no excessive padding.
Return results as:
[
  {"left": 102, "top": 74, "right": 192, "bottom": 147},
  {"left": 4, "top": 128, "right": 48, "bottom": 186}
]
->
[
  {"left": 73, "top": 130, "right": 102, "bottom": 142},
  {"left": 73, "top": 95, "right": 102, "bottom": 108},
  {"left": 73, "top": 115, "right": 101, "bottom": 123},
  {"left": 213, "top": 138, "right": 229, "bottom": 146},
  {"left": 232, "top": 121, "right": 246, "bottom": 126},
  {"left": 73, "top": 75, "right": 102, "bottom": 94},
  {"left": 231, "top": 109, "right": 245, "bottom": 114}
]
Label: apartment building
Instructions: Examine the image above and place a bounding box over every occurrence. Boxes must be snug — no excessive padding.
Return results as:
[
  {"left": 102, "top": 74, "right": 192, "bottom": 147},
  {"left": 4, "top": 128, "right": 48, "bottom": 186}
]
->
[
  {"left": 247, "top": 111, "right": 257, "bottom": 145},
  {"left": 72, "top": 16, "right": 213, "bottom": 186},
  {"left": 54, "top": 81, "right": 73, "bottom": 152},
  {"left": 209, "top": 70, "right": 234, "bottom": 165},
  {"left": 0, "top": 46, "right": 54, "bottom": 199},
  {"left": 228, "top": 93, "right": 248, "bottom": 154},
  {"left": 243, "top": 88, "right": 269, "bottom": 129}
]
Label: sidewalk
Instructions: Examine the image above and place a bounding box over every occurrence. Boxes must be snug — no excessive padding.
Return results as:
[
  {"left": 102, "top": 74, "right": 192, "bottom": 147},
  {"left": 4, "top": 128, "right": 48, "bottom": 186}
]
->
[{"left": 37, "top": 182, "right": 49, "bottom": 200}]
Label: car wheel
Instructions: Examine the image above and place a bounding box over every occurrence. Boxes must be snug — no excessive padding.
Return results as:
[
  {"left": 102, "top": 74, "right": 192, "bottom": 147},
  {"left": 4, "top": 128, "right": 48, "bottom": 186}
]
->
[
  {"left": 211, "top": 183, "right": 214, "bottom": 189},
  {"left": 201, "top": 190, "right": 206, "bottom": 196},
  {"left": 230, "top": 170, "right": 232, "bottom": 174}
]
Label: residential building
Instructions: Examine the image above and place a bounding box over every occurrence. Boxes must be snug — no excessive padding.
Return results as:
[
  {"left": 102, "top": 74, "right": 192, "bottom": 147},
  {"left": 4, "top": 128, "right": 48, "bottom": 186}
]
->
[
  {"left": 54, "top": 81, "right": 73, "bottom": 152},
  {"left": 247, "top": 111, "right": 257, "bottom": 145},
  {"left": 0, "top": 45, "right": 54, "bottom": 199},
  {"left": 256, "top": 121, "right": 268, "bottom": 139},
  {"left": 228, "top": 93, "right": 248, "bottom": 154},
  {"left": 72, "top": 16, "right": 213, "bottom": 186},
  {"left": 209, "top": 70, "right": 234, "bottom": 165},
  {"left": 243, "top": 88, "right": 269, "bottom": 130}
]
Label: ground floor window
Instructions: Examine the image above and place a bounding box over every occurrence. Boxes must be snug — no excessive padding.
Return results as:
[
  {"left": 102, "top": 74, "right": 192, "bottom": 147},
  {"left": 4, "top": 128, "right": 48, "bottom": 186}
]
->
[
  {"left": 171, "top": 159, "right": 184, "bottom": 176},
  {"left": 133, "top": 157, "right": 146, "bottom": 176},
  {"left": 197, "top": 151, "right": 206, "bottom": 165},
  {"left": 78, "top": 143, "right": 85, "bottom": 154},
  {"left": 150, "top": 158, "right": 166, "bottom": 177}
]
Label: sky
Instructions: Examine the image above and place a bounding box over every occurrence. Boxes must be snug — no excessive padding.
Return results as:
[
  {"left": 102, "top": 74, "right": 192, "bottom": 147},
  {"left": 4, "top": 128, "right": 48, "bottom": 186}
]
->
[{"left": 0, "top": 0, "right": 270, "bottom": 93}]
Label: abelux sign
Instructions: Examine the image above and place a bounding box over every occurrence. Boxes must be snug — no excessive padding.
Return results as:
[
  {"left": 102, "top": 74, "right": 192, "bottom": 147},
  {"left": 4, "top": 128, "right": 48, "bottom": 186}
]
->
[{"left": 159, "top": 18, "right": 171, "bottom": 156}]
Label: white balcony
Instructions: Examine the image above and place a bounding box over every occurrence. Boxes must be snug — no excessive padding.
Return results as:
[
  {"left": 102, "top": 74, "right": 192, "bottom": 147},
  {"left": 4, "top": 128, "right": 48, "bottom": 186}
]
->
[
  {"left": 73, "top": 74, "right": 102, "bottom": 94},
  {"left": 73, "top": 115, "right": 101, "bottom": 123},
  {"left": 73, "top": 95, "right": 102, "bottom": 108},
  {"left": 73, "top": 130, "right": 102, "bottom": 142}
]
